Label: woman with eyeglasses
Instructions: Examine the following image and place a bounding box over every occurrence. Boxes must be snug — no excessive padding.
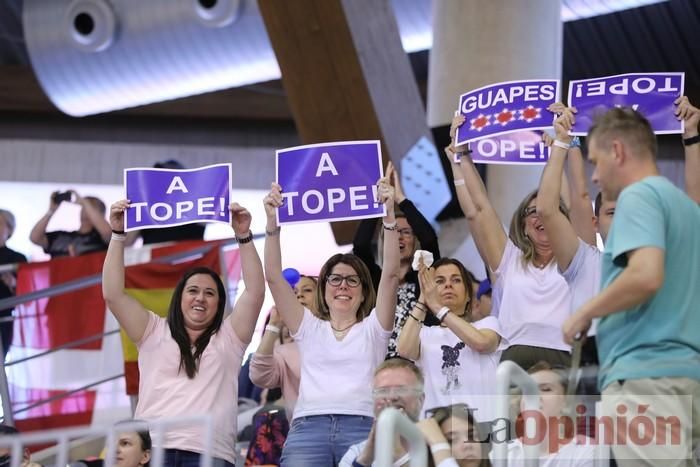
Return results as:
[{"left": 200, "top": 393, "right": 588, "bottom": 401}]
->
[
  {"left": 353, "top": 161, "right": 442, "bottom": 358},
  {"left": 445, "top": 110, "right": 573, "bottom": 369},
  {"left": 263, "top": 178, "right": 400, "bottom": 467},
  {"left": 397, "top": 257, "right": 505, "bottom": 422},
  {"left": 417, "top": 404, "right": 492, "bottom": 467}
]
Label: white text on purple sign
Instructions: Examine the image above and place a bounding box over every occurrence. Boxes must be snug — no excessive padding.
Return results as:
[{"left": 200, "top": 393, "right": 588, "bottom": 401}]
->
[
  {"left": 130, "top": 176, "right": 227, "bottom": 222},
  {"left": 461, "top": 84, "right": 556, "bottom": 114},
  {"left": 280, "top": 152, "right": 379, "bottom": 216},
  {"left": 573, "top": 77, "right": 679, "bottom": 99}
]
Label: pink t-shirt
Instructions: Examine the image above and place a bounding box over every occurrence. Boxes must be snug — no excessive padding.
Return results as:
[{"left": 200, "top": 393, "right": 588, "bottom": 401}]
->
[
  {"left": 494, "top": 240, "right": 572, "bottom": 351},
  {"left": 249, "top": 342, "right": 301, "bottom": 421},
  {"left": 134, "top": 311, "right": 246, "bottom": 464}
]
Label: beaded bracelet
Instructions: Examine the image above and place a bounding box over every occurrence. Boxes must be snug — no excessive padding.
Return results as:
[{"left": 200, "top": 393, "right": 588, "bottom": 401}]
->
[{"left": 236, "top": 232, "right": 254, "bottom": 244}]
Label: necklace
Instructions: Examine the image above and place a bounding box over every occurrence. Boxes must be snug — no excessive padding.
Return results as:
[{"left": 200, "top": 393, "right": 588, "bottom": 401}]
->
[{"left": 331, "top": 321, "right": 356, "bottom": 334}]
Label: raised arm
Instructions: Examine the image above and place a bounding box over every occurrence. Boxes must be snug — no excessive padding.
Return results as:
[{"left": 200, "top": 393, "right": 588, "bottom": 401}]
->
[
  {"left": 676, "top": 96, "right": 700, "bottom": 203},
  {"left": 450, "top": 114, "right": 507, "bottom": 271},
  {"left": 416, "top": 418, "right": 458, "bottom": 467},
  {"left": 536, "top": 107, "right": 584, "bottom": 271},
  {"left": 29, "top": 192, "right": 60, "bottom": 249},
  {"left": 375, "top": 177, "right": 400, "bottom": 331},
  {"left": 567, "top": 143, "right": 597, "bottom": 245},
  {"left": 102, "top": 200, "right": 150, "bottom": 343},
  {"left": 352, "top": 218, "right": 382, "bottom": 288},
  {"left": 263, "top": 182, "right": 304, "bottom": 334},
  {"left": 72, "top": 191, "right": 112, "bottom": 243},
  {"left": 389, "top": 161, "right": 441, "bottom": 258},
  {"left": 227, "top": 203, "right": 266, "bottom": 344},
  {"left": 396, "top": 301, "right": 424, "bottom": 361},
  {"left": 249, "top": 308, "right": 284, "bottom": 388}
]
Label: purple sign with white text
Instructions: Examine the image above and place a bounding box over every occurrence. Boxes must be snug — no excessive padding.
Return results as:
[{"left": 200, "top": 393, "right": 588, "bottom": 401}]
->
[
  {"left": 456, "top": 79, "right": 559, "bottom": 146},
  {"left": 124, "top": 163, "right": 232, "bottom": 231},
  {"left": 276, "top": 141, "right": 385, "bottom": 225},
  {"left": 465, "top": 131, "right": 551, "bottom": 165},
  {"left": 568, "top": 72, "right": 685, "bottom": 135}
]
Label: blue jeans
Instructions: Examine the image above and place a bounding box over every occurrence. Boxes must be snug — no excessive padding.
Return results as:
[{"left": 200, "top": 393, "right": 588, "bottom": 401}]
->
[
  {"left": 163, "top": 448, "right": 235, "bottom": 467},
  {"left": 280, "top": 414, "right": 373, "bottom": 467}
]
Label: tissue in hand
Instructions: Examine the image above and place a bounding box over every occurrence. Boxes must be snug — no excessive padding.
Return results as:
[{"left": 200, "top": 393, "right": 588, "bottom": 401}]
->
[{"left": 412, "top": 250, "right": 434, "bottom": 271}]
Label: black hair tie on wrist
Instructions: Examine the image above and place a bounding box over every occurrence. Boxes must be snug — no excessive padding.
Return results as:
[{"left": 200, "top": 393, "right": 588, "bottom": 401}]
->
[{"left": 112, "top": 229, "right": 125, "bottom": 235}]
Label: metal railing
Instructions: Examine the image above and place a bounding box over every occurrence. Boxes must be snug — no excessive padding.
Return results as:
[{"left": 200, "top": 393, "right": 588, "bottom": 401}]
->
[
  {"left": 375, "top": 407, "right": 428, "bottom": 467},
  {"left": 0, "top": 415, "right": 213, "bottom": 467},
  {"left": 493, "top": 361, "right": 541, "bottom": 467}
]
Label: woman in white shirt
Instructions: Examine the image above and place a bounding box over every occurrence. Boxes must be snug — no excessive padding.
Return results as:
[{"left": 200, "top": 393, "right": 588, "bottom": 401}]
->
[
  {"left": 263, "top": 179, "right": 400, "bottom": 467},
  {"left": 446, "top": 111, "right": 573, "bottom": 369},
  {"left": 397, "top": 258, "right": 505, "bottom": 421}
]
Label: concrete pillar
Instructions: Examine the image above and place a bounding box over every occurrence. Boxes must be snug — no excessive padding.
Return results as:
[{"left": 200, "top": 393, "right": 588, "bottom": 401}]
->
[{"left": 428, "top": 0, "right": 562, "bottom": 231}]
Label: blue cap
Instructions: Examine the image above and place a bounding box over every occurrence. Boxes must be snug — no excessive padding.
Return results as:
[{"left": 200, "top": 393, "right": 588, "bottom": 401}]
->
[{"left": 476, "top": 279, "right": 492, "bottom": 300}]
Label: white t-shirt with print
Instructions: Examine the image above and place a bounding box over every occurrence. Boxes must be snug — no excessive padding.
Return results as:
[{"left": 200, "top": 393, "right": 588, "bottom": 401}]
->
[
  {"left": 292, "top": 308, "right": 391, "bottom": 419},
  {"left": 418, "top": 316, "right": 506, "bottom": 421},
  {"left": 494, "top": 240, "right": 572, "bottom": 351}
]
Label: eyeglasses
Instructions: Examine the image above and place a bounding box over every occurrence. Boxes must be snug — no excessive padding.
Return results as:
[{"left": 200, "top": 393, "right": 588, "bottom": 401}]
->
[
  {"left": 397, "top": 228, "right": 414, "bottom": 238},
  {"left": 372, "top": 386, "right": 423, "bottom": 399},
  {"left": 523, "top": 206, "right": 538, "bottom": 218},
  {"left": 326, "top": 274, "right": 362, "bottom": 288}
]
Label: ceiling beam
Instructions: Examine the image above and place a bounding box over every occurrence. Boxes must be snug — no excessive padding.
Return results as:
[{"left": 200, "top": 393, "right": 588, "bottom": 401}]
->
[
  {"left": 259, "top": 0, "right": 434, "bottom": 245},
  {"left": 0, "top": 65, "right": 293, "bottom": 121}
]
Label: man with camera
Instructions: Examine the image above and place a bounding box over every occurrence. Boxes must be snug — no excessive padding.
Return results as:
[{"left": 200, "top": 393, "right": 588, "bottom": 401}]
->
[{"left": 30, "top": 190, "right": 111, "bottom": 257}]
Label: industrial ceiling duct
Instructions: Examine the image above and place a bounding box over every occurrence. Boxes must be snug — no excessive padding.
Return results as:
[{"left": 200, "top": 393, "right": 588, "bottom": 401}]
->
[{"left": 23, "top": 0, "right": 280, "bottom": 116}]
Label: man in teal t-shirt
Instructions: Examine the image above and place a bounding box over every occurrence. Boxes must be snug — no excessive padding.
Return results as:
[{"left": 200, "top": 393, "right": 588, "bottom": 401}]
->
[{"left": 563, "top": 106, "right": 700, "bottom": 466}]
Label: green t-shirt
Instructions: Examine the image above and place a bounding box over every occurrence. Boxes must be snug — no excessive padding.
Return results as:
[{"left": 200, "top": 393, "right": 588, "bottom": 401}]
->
[{"left": 597, "top": 176, "right": 700, "bottom": 390}]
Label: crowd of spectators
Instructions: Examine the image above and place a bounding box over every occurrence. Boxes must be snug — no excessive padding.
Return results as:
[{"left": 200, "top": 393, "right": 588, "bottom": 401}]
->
[{"left": 1, "top": 100, "right": 699, "bottom": 467}]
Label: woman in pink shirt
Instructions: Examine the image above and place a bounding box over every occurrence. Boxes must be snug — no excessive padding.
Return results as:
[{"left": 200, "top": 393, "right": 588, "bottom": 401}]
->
[
  {"left": 249, "top": 274, "right": 318, "bottom": 422},
  {"left": 103, "top": 200, "right": 265, "bottom": 467}
]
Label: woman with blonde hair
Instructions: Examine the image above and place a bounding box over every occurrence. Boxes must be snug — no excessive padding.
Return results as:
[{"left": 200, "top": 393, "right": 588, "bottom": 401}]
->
[{"left": 445, "top": 111, "right": 573, "bottom": 369}]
